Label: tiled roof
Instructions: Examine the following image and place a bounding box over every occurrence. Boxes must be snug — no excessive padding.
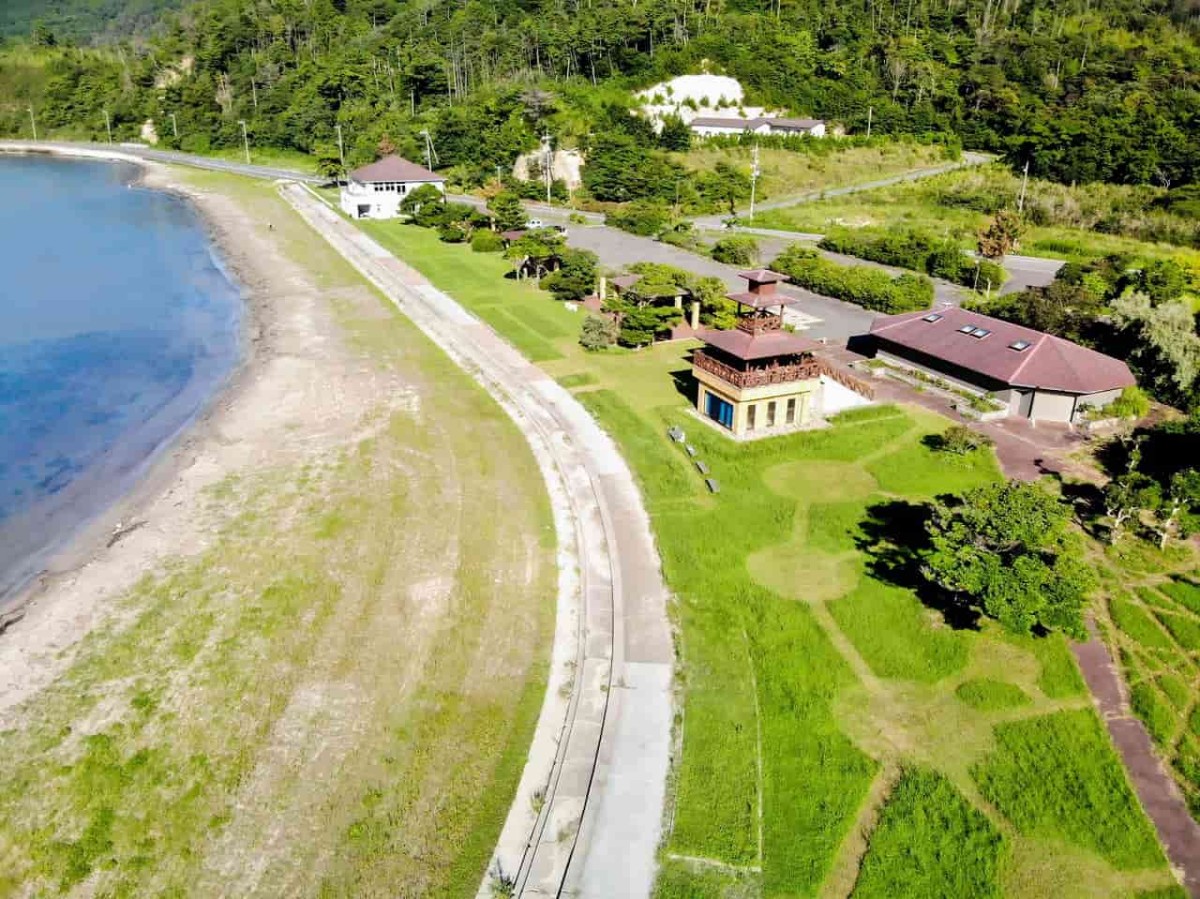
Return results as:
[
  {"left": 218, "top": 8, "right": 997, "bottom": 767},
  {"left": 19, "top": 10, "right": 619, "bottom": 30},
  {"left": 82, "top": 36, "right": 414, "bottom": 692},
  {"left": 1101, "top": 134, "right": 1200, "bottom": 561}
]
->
[
  {"left": 700, "top": 328, "right": 819, "bottom": 361},
  {"left": 349, "top": 155, "right": 445, "bottom": 183},
  {"left": 769, "top": 118, "right": 824, "bottom": 130},
  {"left": 689, "top": 116, "right": 767, "bottom": 129},
  {"left": 869, "top": 307, "right": 1135, "bottom": 394},
  {"left": 725, "top": 291, "right": 799, "bottom": 309},
  {"left": 738, "top": 269, "right": 787, "bottom": 283}
]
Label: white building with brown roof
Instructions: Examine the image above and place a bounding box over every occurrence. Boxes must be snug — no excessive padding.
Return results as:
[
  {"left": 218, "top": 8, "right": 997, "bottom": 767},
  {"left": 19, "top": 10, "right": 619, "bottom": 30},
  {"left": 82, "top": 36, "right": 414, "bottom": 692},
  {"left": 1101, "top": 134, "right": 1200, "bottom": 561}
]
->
[
  {"left": 339, "top": 155, "right": 445, "bottom": 220},
  {"left": 867, "top": 307, "right": 1136, "bottom": 423}
]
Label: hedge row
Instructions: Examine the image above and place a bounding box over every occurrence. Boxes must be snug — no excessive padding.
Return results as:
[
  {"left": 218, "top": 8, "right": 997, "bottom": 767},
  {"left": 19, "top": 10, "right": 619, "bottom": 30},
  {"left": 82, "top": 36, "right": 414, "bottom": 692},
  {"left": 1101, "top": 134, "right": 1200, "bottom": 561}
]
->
[
  {"left": 772, "top": 246, "right": 934, "bottom": 313},
  {"left": 819, "top": 228, "right": 1007, "bottom": 291}
]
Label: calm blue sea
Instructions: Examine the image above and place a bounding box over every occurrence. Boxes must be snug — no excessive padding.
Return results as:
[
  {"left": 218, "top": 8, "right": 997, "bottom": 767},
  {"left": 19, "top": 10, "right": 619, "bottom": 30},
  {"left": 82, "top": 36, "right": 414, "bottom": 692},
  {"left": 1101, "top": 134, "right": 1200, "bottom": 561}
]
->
[{"left": 0, "top": 155, "right": 242, "bottom": 604}]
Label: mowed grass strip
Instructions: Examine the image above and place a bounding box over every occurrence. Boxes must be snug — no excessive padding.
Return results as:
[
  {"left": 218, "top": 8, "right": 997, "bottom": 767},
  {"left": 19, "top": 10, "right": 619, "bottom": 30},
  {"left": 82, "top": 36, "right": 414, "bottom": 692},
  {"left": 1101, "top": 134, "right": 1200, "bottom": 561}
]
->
[
  {"left": 956, "top": 679, "right": 1031, "bottom": 712},
  {"left": 973, "top": 710, "right": 1165, "bottom": 870},
  {"left": 1160, "top": 578, "right": 1200, "bottom": 616},
  {"left": 1111, "top": 595, "right": 1176, "bottom": 650},
  {"left": 851, "top": 768, "right": 1005, "bottom": 898}
]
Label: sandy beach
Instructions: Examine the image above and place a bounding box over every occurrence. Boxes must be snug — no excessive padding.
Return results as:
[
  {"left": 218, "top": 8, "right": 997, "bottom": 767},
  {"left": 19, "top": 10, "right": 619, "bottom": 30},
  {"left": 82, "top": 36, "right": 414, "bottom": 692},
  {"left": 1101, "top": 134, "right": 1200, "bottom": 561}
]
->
[{"left": 0, "top": 158, "right": 378, "bottom": 716}]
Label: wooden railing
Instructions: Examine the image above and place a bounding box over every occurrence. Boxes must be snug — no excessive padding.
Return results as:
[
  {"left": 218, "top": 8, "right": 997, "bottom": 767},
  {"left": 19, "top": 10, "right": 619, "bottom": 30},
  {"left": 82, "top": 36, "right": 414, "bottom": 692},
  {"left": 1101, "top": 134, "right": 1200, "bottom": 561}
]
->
[
  {"left": 737, "top": 313, "right": 782, "bottom": 334},
  {"left": 693, "top": 349, "right": 875, "bottom": 399},
  {"left": 693, "top": 350, "right": 821, "bottom": 389}
]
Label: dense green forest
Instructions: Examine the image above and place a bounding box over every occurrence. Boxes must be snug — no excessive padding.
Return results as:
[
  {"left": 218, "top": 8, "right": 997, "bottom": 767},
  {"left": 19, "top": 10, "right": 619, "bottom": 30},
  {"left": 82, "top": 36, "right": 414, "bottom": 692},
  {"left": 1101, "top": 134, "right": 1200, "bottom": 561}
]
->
[
  {"left": 1, "top": 0, "right": 1199, "bottom": 190},
  {"left": 0, "top": 0, "right": 184, "bottom": 41}
]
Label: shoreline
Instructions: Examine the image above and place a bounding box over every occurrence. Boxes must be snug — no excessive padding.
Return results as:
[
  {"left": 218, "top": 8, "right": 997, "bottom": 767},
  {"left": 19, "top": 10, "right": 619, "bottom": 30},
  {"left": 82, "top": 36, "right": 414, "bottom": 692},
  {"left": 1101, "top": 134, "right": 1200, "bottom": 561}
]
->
[{"left": 0, "top": 152, "right": 275, "bottom": 714}]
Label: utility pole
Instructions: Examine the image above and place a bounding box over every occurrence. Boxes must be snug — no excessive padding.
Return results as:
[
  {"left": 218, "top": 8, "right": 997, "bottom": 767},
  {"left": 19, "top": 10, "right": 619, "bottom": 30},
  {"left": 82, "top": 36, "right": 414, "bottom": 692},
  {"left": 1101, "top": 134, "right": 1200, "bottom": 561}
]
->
[
  {"left": 866, "top": 105, "right": 873, "bottom": 139},
  {"left": 418, "top": 129, "right": 437, "bottom": 172},
  {"left": 542, "top": 133, "right": 553, "bottom": 204},
  {"left": 1018, "top": 159, "right": 1030, "bottom": 213},
  {"left": 251, "top": 80, "right": 258, "bottom": 109},
  {"left": 103, "top": 109, "right": 113, "bottom": 144},
  {"left": 238, "top": 120, "right": 250, "bottom": 165},
  {"left": 749, "top": 143, "right": 760, "bottom": 218},
  {"left": 335, "top": 123, "right": 346, "bottom": 179},
  {"left": 169, "top": 112, "right": 178, "bottom": 139},
  {"left": 28, "top": 106, "right": 38, "bottom": 141}
]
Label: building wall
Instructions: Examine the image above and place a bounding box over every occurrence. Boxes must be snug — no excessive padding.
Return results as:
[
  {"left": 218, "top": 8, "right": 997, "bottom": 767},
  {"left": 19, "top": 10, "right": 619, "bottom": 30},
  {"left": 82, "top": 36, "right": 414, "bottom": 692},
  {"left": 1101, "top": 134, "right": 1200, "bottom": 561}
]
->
[
  {"left": 819, "top": 375, "right": 873, "bottom": 414},
  {"left": 1029, "top": 390, "right": 1077, "bottom": 422},
  {"left": 339, "top": 179, "right": 445, "bottom": 220},
  {"left": 695, "top": 368, "right": 820, "bottom": 437},
  {"left": 875, "top": 350, "right": 1006, "bottom": 403}
]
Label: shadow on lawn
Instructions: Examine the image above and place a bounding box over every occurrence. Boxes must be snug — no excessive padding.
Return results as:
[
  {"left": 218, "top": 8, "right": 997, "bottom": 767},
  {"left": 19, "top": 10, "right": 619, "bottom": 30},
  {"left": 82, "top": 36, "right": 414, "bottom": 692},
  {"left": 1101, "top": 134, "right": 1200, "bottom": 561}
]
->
[{"left": 856, "top": 498, "right": 983, "bottom": 631}]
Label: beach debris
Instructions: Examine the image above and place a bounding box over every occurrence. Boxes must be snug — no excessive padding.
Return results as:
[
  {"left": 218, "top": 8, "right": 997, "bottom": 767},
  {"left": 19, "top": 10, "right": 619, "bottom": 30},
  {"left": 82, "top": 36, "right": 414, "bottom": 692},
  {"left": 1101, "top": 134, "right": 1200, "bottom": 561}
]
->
[{"left": 107, "top": 519, "right": 148, "bottom": 549}]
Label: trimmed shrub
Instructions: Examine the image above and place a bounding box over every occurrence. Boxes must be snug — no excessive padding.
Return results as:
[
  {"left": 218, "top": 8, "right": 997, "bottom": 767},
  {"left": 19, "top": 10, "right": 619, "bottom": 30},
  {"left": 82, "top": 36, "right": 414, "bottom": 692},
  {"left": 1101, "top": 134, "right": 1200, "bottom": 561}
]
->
[
  {"left": 772, "top": 245, "right": 933, "bottom": 313},
  {"left": 470, "top": 230, "right": 505, "bottom": 253},
  {"left": 438, "top": 224, "right": 467, "bottom": 243},
  {"left": 606, "top": 201, "right": 672, "bottom": 237},
  {"left": 819, "top": 227, "right": 1009, "bottom": 290},
  {"left": 579, "top": 315, "right": 618, "bottom": 351},
  {"left": 711, "top": 235, "right": 760, "bottom": 267}
]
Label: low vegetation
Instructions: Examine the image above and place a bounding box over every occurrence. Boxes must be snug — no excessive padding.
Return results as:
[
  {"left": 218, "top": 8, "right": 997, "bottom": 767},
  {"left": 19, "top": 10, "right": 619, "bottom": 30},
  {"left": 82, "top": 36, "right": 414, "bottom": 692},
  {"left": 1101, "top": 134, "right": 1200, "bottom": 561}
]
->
[
  {"left": 343, "top": 216, "right": 1181, "bottom": 898},
  {"left": 772, "top": 244, "right": 933, "bottom": 313},
  {"left": 819, "top": 226, "right": 1007, "bottom": 289}
]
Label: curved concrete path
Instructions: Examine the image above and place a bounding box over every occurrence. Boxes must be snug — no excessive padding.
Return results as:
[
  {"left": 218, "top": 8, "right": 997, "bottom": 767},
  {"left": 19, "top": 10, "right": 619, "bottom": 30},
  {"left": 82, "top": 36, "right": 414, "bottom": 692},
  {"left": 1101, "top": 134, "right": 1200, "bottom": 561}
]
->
[{"left": 280, "top": 183, "right": 674, "bottom": 898}]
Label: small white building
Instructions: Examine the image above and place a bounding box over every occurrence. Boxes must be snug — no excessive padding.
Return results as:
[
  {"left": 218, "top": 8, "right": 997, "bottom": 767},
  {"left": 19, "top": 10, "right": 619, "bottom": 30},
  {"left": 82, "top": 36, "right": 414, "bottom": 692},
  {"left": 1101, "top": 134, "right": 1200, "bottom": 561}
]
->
[
  {"left": 339, "top": 155, "right": 445, "bottom": 220},
  {"left": 688, "top": 115, "right": 826, "bottom": 138}
]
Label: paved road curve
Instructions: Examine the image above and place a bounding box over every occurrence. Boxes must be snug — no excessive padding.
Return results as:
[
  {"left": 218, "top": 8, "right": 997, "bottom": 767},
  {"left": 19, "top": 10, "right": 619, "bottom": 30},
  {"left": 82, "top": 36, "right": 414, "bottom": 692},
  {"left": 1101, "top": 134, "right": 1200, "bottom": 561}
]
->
[{"left": 280, "top": 183, "right": 674, "bottom": 899}]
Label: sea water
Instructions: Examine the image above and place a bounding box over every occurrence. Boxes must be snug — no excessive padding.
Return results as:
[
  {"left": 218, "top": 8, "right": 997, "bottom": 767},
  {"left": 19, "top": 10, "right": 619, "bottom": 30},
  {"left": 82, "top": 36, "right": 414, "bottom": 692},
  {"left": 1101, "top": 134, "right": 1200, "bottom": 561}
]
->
[{"left": 0, "top": 155, "right": 242, "bottom": 605}]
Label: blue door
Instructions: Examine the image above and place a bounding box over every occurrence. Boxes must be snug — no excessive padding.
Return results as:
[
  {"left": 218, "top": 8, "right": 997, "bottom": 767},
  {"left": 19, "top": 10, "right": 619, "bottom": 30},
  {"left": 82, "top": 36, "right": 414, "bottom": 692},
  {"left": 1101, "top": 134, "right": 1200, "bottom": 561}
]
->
[{"left": 706, "top": 392, "right": 734, "bottom": 429}]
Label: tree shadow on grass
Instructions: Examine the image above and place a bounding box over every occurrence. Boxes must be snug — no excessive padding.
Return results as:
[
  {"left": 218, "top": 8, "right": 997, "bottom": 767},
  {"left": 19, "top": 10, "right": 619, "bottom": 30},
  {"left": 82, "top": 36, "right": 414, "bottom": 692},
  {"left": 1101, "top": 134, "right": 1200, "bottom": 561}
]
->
[{"left": 855, "top": 498, "right": 983, "bottom": 631}]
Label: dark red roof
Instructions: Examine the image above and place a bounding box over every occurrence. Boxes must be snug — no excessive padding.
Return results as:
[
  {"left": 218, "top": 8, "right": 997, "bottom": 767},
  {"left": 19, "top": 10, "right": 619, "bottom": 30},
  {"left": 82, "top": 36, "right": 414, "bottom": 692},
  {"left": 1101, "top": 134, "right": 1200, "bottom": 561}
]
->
[
  {"left": 726, "top": 291, "right": 798, "bottom": 309},
  {"left": 699, "top": 328, "right": 819, "bottom": 361},
  {"left": 611, "top": 274, "right": 642, "bottom": 291},
  {"left": 738, "top": 269, "right": 786, "bottom": 284},
  {"left": 869, "top": 307, "right": 1135, "bottom": 394},
  {"left": 501, "top": 229, "right": 527, "bottom": 241},
  {"left": 349, "top": 155, "right": 445, "bottom": 183}
]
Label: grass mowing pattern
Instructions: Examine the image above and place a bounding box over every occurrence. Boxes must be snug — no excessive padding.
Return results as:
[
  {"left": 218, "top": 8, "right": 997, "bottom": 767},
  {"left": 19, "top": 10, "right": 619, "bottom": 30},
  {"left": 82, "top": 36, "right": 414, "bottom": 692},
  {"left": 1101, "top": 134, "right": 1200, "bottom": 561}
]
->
[
  {"left": 851, "top": 769, "right": 1005, "bottom": 898},
  {"left": 974, "top": 710, "right": 1165, "bottom": 870},
  {"left": 956, "top": 679, "right": 1031, "bottom": 711},
  {"left": 337, "top": 210, "right": 1178, "bottom": 897},
  {"left": 1111, "top": 595, "right": 1175, "bottom": 650}
]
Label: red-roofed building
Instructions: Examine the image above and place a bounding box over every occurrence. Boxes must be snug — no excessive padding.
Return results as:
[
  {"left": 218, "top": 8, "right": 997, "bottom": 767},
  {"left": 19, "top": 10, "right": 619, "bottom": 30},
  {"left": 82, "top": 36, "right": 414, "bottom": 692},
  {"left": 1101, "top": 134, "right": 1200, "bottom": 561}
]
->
[
  {"left": 867, "top": 307, "right": 1135, "bottom": 422},
  {"left": 692, "top": 273, "right": 873, "bottom": 436},
  {"left": 340, "top": 155, "right": 446, "bottom": 220}
]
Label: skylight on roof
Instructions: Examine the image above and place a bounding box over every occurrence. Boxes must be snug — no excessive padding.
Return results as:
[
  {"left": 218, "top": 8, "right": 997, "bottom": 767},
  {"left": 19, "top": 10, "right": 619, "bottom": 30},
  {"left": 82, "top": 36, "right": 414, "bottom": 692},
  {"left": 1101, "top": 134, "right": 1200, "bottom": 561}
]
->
[
  {"left": 958, "top": 325, "right": 975, "bottom": 333},
  {"left": 1009, "top": 340, "right": 1031, "bottom": 351},
  {"left": 970, "top": 328, "right": 992, "bottom": 339},
  {"left": 922, "top": 313, "right": 943, "bottom": 322}
]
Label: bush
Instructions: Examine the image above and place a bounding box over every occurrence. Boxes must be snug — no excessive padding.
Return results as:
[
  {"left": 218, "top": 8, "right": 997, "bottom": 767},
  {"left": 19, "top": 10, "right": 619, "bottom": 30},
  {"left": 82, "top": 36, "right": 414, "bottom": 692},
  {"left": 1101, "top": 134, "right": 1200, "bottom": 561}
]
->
[
  {"left": 438, "top": 224, "right": 467, "bottom": 243},
  {"left": 820, "top": 227, "right": 1010, "bottom": 291},
  {"left": 606, "top": 201, "right": 672, "bottom": 237},
  {"left": 933, "top": 425, "right": 994, "bottom": 455},
  {"left": 772, "top": 245, "right": 933, "bottom": 313},
  {"left": 580, "top": 315, "right": 618, "bottom": 351},
  {"left": 711, "top": 235, "right": 760, "bottom": 267},
  {"left": 1102, "top": 386, "right": 1152, "bottom": 421},
  {"left": 470, "top": 230, "right": 505, "bottom": 253}
]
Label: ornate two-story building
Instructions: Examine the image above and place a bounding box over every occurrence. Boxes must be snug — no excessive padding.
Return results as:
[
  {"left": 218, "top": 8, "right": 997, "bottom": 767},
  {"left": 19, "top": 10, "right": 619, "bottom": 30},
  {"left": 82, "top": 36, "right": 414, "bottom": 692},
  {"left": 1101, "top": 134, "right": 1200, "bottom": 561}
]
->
[{"left": 692, "top": 270, "right": 873, "bottom": 437}]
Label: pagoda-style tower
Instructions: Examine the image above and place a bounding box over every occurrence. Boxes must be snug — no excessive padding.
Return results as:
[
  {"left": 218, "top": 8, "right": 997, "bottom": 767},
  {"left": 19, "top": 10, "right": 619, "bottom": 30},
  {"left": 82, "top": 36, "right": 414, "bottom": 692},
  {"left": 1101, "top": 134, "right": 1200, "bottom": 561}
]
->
[{"left": 691, "top": 270, "right": 824, "bottom": 435}]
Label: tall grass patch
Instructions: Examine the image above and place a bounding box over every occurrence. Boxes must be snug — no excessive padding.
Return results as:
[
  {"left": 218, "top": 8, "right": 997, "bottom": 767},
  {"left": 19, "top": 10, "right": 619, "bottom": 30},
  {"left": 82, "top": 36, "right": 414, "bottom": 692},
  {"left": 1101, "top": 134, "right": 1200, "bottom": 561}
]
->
[
  {"left": 852, "top": 769, "right": 1005, "bottom": 898},
  {"left": 973, "top": 710, "right": 1164, "bottom": 870}
]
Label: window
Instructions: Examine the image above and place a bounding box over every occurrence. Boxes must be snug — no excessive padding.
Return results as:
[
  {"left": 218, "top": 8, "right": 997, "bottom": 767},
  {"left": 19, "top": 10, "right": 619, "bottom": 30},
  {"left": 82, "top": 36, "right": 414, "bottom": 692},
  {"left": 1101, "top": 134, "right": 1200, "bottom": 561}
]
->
[
  {"left": 767, "top": 401, "right": 777, "bottom": 427},
  {"left": 786, "top": 397, "right": 796, "bottom": 424},
  {"left": 747, "top": 404, "right": 757, "bottom": 431},
  {"left": 958, "top": 325, "right": 976, "bottom": 334},
  {"left": 705, "top": 392, "right": 734, "bottom": 429},
  {"left": 970, "top": 328, "right": 992, "bottom": 339},
  {"left": 922, "top": 313, "right": 943, "bottom": 323},
  {"left": 1009, "top": 340, "right": 1031, "bottom": 351}
]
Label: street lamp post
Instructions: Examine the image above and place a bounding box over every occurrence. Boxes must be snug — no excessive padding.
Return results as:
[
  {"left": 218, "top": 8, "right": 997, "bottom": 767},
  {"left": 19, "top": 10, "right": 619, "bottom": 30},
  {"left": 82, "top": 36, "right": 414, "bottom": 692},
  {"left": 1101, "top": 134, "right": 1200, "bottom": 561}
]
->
[
  {"left": 238, "top": 120, "right": 250, "bottom": 165},
  {"left": 28, "top": 106, "right": 38, "bottom": 141}
]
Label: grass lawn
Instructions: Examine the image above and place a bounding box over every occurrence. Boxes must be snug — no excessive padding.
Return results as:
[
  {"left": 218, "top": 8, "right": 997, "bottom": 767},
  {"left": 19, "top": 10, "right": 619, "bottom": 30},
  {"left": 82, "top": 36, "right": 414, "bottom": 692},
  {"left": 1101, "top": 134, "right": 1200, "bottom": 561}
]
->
[
  {"left": 336, "top": 216, "right": 1182, "bottom": 897},
  {"left": 1097, "top": 539, "right": 1200, "bottom": 819},
  {"left": 0, "top": 172, "right": 555, "bottom": 897},
  {"left": 677, "top": 141, "right": 951, "bottom": 207}
]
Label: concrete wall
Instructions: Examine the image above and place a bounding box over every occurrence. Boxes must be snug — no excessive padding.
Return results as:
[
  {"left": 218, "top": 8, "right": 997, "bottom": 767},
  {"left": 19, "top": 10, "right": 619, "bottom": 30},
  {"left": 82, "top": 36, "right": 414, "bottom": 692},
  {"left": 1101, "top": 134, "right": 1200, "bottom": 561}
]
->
[{"left": 819, "top": 375, "right": 873, "bottom": 415}]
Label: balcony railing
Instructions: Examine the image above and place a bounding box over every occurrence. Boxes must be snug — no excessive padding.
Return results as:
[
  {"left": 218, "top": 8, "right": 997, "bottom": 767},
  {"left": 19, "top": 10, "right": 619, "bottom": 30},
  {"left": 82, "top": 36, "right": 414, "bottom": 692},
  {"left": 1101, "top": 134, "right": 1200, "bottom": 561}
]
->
[
  {"left": 737, "top": 313, "right": 783, "bottom": 334},
  {"left": 694, "top": 350, "right": 876, "bottom": 399},
  {"left": 694, "top": 350, "right": 820, "bottom": 389}
]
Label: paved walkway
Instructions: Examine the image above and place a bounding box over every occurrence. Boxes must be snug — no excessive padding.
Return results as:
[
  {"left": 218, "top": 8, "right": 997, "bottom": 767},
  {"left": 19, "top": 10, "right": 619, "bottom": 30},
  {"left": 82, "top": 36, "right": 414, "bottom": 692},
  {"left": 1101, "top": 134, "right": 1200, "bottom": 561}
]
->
[
  {"left": 1073, "top": 620, "right": 1200, "bottom": 896},
  {"left": 280, "top": 183, "right": 673, "bottom": 899}
]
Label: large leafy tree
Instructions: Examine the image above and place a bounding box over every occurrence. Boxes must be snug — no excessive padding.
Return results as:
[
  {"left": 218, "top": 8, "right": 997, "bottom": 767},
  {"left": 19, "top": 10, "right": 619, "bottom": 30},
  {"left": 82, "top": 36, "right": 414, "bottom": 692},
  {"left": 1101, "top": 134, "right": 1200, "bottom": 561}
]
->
[
  {"left": 543, "top": 248, "right": 598, "bottom": 302},
  {"left": 922, "top": 481, "right": 1094, "bottom": 638}
]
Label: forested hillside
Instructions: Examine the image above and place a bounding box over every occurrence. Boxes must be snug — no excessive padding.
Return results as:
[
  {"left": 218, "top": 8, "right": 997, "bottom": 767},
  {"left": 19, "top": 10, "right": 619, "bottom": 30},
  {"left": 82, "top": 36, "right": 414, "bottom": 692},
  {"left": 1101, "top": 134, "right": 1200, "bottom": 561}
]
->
[
  {"left": 1, "top": 0, "right": 1198, "bottom": 189},
  {"left": 0, "top": 0, "right": 184, "bottom": 42}
]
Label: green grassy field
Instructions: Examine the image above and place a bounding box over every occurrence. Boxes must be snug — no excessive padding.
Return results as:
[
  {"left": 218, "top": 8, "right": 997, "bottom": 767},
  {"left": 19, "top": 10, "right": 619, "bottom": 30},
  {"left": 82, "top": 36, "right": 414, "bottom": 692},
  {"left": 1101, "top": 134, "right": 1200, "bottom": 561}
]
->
[
  {"left": 0, "top": 173, "right": 556, "bottom": 897},
  {"left": 352, "top": 218, "right": 1182, "bottom": 897},
  {"left": 747, "top": 164, "right": 1200, "bottom": 272},
  {"left": 1100, "top": 541, "right": 1200, "bottom": 820},
  {"left": 677, "top": 141, "right": 950, "bottom": 207}
]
